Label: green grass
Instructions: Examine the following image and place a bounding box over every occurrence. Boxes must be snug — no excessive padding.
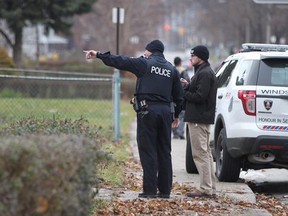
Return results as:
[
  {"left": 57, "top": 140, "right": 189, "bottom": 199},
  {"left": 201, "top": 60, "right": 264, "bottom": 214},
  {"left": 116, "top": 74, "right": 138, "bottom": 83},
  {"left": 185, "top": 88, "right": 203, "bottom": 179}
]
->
[
  {"left": 0, "top": 97, "right": 135, "bottom": 133},
  {"left": 98, "top": 100, "right": 136, "bottom": 185},
  {"left": 0, "top": 98, "right": 113, "bottom": 128}
]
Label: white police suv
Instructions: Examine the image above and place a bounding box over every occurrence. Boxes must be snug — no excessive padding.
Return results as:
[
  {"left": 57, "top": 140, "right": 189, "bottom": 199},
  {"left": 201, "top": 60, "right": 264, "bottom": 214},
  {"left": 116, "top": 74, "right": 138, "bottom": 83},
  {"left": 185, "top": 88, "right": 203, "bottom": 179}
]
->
[{"left": 186, "top": 43, "right": 288, "bottom": 182}]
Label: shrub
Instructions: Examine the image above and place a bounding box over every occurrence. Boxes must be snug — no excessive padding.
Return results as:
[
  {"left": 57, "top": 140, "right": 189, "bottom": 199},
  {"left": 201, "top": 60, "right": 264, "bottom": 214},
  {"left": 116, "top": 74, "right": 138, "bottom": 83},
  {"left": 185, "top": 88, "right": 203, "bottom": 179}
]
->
[
  {"left": 0, "top": 116, "right": 103, "bottom": 137},
  {"left": 0, "top": 135, "right": 99, "bottom": 216},
  {"left": 0, "top": 117, "right": 111, "bottom": 216},
  {"left": 0, "top": 47, "right": 15, "bottom": 68},
  {"left": 0, "top": 88, "right": 24, "bottom": 98}
]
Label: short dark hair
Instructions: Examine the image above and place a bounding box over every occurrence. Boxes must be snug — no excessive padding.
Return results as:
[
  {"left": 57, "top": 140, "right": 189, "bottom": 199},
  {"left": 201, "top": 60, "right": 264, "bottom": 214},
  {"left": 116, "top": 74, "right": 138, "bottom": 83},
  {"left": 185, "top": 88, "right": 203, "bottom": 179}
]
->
[{"left": 174, "top": 57, "right": 182, "bottom": 66}]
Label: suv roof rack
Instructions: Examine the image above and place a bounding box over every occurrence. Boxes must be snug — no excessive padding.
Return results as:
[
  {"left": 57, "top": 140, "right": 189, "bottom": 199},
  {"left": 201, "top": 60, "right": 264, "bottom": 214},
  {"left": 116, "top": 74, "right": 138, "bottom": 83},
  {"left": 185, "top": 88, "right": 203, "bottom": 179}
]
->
[{"left": 241, "top": 43, "right": 288, "bottom": 52}]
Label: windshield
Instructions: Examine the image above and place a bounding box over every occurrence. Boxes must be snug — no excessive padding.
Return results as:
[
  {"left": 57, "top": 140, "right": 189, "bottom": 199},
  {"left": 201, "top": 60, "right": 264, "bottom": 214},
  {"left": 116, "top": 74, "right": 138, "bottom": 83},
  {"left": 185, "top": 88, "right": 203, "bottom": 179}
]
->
[{"left": 258, "top": 59, "right": 288, "bottom": 87}]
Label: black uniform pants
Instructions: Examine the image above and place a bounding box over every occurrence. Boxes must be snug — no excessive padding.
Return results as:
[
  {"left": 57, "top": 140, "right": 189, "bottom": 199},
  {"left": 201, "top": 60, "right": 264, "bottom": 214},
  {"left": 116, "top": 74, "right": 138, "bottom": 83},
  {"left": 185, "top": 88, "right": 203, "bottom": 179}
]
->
[{"left": 136, "top": 104, "right": 173, "bottom": 195}]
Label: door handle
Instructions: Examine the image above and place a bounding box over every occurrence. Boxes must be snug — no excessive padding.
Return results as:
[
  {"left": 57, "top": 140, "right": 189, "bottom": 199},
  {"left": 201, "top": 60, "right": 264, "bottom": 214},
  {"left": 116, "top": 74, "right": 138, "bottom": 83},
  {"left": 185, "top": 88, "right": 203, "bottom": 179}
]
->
[{"left": 218, "top": 94, "right": 223, "bottom": 99}]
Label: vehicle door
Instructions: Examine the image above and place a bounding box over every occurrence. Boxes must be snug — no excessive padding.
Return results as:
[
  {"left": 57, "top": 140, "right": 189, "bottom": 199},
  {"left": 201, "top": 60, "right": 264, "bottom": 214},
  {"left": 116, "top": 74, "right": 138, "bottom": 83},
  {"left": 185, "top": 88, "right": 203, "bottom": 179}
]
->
[{"left": 210, "top": 59, "right": 238, "bottom": 141}]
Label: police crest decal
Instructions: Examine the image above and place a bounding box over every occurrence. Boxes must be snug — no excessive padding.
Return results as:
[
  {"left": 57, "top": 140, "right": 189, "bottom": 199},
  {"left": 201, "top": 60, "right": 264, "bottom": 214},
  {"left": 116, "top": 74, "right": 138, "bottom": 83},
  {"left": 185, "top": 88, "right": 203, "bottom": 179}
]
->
[{"left": 264, "top": 100, "right": 273, "bottom": 111}]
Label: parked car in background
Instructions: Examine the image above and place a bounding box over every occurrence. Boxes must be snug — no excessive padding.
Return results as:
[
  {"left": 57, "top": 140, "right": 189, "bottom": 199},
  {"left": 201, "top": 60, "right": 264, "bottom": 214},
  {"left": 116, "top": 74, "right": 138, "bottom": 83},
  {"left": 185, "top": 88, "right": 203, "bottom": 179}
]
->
[{"left": 186, "top": 43, "right": 288, "bottom": 182}]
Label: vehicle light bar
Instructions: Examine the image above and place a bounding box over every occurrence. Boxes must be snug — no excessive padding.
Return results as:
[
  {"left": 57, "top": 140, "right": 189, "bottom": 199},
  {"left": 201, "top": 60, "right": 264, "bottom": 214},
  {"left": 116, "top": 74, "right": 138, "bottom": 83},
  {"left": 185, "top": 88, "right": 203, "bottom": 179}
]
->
[{"left": 241, "top": 43, "right": 288, "bottom": 52}]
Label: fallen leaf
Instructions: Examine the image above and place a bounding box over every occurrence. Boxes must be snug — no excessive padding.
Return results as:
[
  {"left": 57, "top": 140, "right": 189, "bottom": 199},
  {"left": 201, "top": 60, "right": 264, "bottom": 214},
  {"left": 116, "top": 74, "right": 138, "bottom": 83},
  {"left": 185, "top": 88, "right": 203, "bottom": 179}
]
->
[{"left": 35, "top": 196, "right": 49, "bottom": 214}]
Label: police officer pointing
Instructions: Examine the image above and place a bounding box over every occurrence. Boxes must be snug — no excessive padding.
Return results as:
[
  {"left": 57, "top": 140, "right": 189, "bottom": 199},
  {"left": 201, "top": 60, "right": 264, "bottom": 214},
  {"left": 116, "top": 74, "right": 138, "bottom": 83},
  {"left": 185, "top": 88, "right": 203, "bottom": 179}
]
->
[{"left": 84, "top": 40, "right": 183, "bottom": 199}]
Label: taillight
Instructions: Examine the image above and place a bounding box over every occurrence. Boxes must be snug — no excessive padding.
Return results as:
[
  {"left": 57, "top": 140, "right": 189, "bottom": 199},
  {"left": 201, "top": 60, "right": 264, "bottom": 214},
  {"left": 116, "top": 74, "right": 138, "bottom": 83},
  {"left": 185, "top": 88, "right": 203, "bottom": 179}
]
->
[{"left": 238, "top": 90, "right": 256, "bottom": 116}]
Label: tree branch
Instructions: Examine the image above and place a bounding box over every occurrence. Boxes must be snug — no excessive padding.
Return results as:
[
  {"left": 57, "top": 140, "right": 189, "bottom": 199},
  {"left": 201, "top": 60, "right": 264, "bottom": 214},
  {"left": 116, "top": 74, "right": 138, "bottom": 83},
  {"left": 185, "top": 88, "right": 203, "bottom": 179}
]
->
[{"left": 0, "top": 28, "right": 13, "bottom": 48}]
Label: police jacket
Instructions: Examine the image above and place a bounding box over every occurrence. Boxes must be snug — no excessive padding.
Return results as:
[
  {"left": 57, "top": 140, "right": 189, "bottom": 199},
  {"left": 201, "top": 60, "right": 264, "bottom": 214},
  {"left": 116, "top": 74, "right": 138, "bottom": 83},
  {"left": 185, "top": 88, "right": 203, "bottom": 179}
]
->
[
  {"left": 97, "top": 51, "right": 183, "bottom": 118},
  {"left": 183, "top": 62, "right": 217, "bottom": 124}
]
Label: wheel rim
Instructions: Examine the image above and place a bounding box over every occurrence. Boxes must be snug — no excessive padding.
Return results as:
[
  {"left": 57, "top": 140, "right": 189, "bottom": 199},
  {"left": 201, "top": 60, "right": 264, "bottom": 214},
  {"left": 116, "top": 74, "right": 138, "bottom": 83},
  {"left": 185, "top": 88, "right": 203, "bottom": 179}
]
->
[{"left": 216, "top": 136, "right": 224, "bottom": 177}]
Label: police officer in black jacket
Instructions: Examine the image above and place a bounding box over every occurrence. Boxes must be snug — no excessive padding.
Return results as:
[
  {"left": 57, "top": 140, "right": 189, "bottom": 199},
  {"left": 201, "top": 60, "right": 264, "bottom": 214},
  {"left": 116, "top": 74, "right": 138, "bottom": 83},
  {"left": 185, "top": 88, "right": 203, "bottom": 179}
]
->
[{"left": 84, "top": 40, "right": 183, "bottom": 199}]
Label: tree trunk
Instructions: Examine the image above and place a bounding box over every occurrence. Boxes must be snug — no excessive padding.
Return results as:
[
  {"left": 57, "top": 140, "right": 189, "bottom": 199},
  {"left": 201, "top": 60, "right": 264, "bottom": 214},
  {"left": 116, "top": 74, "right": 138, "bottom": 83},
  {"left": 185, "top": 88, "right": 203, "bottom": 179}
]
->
[{"left": 13, "top": 27, "right": 23, "bottom": 68}]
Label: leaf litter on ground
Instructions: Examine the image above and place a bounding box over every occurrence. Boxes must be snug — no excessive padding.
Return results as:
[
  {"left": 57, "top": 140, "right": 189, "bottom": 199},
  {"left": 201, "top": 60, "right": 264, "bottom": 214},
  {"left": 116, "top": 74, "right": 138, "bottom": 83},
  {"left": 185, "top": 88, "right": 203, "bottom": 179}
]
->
[{"left": 95, "top": 158, "right": 288, "bottom": 216}]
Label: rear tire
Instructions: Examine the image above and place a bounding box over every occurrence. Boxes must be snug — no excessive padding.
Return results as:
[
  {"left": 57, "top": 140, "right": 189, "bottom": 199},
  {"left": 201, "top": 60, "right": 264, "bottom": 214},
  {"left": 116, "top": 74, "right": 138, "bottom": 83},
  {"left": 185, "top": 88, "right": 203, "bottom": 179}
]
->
[
  {"left": 185, "top": 126, "right": 198, "bottom": 174},
  {"left": 215, "top": 128, "right": 241, "bottom": 182}
]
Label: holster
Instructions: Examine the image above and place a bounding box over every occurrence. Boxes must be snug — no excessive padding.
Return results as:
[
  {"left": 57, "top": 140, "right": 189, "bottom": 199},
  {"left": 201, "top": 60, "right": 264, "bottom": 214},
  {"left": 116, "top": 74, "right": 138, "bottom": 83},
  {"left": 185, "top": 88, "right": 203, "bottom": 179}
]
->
[
  {"left": 130, "top": 96, "right": 149, "bottom": 113},
  {"left": 130, "top": 96, "right": 140, "bottom": 112}
]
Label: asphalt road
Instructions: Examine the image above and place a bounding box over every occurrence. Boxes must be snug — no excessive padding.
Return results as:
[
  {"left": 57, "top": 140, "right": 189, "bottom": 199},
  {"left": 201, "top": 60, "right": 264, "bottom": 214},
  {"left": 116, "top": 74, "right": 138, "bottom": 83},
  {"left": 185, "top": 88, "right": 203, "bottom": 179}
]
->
[{"left": 248, "top": 180, "right": 288, "bottom": 207}]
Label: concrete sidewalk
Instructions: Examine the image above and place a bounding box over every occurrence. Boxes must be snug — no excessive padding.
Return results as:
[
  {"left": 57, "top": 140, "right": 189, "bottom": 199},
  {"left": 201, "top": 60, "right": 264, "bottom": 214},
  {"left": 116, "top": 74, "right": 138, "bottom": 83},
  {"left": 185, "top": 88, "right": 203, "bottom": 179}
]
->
[
  {"left": 129, "top": 120, "right": 256, "bottom": 202},
  {"left": 171, "top": 138, "right": 255, "bottom": 202},
  {"left": 127, "top": 119, "right": 272, "bottom": 215},
  {"left": 97, "top": 120, "right": 272, "bottom": 215}
]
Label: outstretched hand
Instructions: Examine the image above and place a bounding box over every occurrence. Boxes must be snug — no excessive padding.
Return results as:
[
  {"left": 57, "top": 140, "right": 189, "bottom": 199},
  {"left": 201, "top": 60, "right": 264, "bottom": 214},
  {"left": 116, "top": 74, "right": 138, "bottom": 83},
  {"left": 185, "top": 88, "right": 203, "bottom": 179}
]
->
[{"left": 83, "top": 50, "right": 98, "bottom": 60}]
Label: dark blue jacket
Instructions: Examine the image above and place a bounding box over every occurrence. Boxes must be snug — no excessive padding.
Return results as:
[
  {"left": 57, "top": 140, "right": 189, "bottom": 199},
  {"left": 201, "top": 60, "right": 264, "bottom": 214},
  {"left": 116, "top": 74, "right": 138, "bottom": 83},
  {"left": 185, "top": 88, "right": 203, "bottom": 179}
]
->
[{"left": 97, "top": 51, "right": 183, "bottom": 118}]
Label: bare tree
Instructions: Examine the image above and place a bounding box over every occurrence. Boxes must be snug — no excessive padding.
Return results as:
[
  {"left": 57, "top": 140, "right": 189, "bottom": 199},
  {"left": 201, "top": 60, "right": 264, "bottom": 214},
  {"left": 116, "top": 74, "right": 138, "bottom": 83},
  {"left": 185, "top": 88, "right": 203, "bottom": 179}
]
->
[
  {"left": 72, "top": 0, "right": 165, "bottom": 56},
  {"left": 72, "top": 0, "right": 288, "bottom": 60},
  {"left": 186, "top": 0, "right": 288, "bottom": 48}
]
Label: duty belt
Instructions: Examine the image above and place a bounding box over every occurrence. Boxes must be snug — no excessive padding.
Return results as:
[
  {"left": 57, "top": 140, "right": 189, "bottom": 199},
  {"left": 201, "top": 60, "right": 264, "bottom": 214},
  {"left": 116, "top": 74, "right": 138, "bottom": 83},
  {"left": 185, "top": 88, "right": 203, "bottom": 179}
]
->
[{"left": 143, "top": 100, "right": 170, "bottom": 106}]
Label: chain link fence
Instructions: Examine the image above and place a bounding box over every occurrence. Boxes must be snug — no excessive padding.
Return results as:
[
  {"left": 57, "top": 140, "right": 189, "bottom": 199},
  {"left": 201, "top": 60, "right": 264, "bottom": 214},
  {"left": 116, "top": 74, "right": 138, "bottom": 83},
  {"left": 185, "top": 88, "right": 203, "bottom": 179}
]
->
[{"left": 0, "top": 68, "right": 114, "bottom": 130}]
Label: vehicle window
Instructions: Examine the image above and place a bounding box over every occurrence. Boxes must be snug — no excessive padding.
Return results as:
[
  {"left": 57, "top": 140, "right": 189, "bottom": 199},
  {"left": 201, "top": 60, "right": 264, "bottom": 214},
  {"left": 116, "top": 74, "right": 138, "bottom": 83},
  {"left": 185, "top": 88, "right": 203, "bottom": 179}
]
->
[
  {"left": 258, "top": 59, "right": 288, "bottom": 87},
  {"left": 217, "top": 60, "right": 237, "bottom": 88},
  {"left": 215, "top": 61, "right": 230, "bottom": 79},
  {"left": 271, "top": 68, "right": 288, "bottom": 85},
  {"left": 235, "top": 60, "right": 254, "bottom": 85}
]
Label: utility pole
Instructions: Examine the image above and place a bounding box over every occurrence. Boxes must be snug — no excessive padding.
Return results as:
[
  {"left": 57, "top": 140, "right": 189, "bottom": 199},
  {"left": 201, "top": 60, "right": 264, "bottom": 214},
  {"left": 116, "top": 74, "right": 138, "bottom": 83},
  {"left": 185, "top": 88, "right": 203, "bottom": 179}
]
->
[{"left": 112, "top": 7, "right": 125, "bottom": 142}]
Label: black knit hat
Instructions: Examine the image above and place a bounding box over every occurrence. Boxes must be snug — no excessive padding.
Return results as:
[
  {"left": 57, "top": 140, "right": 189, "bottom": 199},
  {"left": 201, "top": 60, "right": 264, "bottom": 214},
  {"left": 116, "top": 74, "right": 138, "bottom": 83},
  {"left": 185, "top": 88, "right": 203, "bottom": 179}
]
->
[
  {"left": 190, "top": 45, "right": 209, "bottom": 61},
  {"left": 145, "top": 40, "right": 164, "bottom": 53}
]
